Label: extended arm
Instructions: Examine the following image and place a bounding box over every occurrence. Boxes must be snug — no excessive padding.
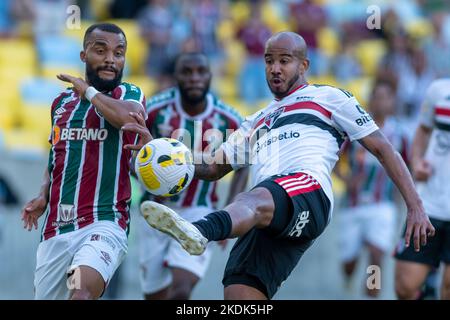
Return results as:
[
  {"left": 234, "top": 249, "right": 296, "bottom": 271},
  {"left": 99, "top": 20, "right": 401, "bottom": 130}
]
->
[
  {"left": 194, "top": 147, "right": 234, "bottom": 181},
  {"left": 358, "top": 130, "right": 435, "bottom": 251},
  {"left": 57, "top": 74, "right": 145, "bottom": 129},
  {"left": 121, "top": 113, "right": 240, "bottom": 181},
  {"left": 90, "top": 93, "right": 144, "bottom": 129}
]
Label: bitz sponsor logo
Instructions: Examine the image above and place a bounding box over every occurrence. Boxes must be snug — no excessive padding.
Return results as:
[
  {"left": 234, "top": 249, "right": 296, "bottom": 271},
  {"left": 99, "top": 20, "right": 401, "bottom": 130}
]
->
[{"left": 354, "top": 104, "right": 373, "bottom": 126}]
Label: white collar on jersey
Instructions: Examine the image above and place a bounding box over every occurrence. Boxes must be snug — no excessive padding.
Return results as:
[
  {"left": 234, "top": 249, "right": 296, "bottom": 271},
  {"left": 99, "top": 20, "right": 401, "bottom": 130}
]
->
[
  {"left": 174, "top": 89, "right": 214, "bottom": 120},
  {"left": 274, "top": 83, "right": 309, "bottom": 102}
]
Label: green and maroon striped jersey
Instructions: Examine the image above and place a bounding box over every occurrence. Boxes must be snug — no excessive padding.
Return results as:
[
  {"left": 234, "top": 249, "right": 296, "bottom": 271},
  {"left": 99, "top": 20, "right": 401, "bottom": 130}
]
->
[
  {"left": 42, "top": 82, "right": 146, "bottom": 241},
  {"left": 144, "top": 87, "right": 242, "bottom": 208}
]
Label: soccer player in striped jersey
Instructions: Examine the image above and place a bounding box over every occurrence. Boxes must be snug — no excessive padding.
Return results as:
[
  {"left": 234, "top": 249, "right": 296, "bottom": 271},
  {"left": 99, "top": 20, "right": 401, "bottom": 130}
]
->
[
  {"left": 125, "top": 32, "right": 434, "bottom": 300},
  {"left": 138, "top": 52, "right": 248, "bottom": 300},
  {"left": 395, "top": 78, "right": 450, "bottom": 300},
  {"left": 335, "top": 79, "right": 409, "bottom": 298},
  {"left": 21, "top": 23, "right": 147, "bottom": 300}
]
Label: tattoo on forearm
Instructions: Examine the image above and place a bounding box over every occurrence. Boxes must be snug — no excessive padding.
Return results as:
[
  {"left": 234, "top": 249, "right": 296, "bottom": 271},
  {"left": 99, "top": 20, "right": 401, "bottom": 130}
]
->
[
  {"left": 194, "top": 163, "right": 213, "bottom": 180},
  {"left": 194, "top": 163, "right": 232, "bottom": 181}
]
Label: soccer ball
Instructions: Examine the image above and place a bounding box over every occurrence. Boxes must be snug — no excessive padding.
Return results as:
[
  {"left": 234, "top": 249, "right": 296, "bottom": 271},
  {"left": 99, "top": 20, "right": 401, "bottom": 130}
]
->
[{"left": 135, "top": 138, "right": 195, "bottom": 196}]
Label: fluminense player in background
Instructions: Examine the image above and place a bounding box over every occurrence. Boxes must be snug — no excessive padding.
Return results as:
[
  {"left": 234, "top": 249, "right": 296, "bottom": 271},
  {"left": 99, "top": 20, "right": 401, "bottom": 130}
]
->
[{"left": 138, "top": 52, "right": 248, "bottom": 300}]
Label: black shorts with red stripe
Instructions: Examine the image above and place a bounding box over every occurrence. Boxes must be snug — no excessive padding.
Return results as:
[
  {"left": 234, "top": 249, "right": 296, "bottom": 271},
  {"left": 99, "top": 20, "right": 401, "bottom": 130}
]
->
[{"left": 222, "top": 172, "right": 331, "bottom": 299}]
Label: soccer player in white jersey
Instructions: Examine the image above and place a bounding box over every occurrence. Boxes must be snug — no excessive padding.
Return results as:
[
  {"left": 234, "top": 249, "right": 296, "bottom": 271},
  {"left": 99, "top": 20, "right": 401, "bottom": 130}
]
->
[
  {"left": 336, "top": 79, "right": 409, "bottom": 298},
  {"left": 138, "top": 53, "right": 248, "bottom": 300},
  {"left": 123, "top": 32, "right": 434, "bottom": 300},
  {"left": 394, "top": 78, "right": 450, "bottom": 300}
]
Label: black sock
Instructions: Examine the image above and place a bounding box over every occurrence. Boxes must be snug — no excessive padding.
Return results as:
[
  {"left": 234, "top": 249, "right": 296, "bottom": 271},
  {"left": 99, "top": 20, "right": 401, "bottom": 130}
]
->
[{"left": 192, "top": 210, "right": 232, "bottom": 241}]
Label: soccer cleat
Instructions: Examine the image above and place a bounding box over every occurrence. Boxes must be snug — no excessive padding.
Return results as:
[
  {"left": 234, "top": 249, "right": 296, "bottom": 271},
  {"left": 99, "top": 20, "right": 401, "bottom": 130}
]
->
[{"left": 140, "top": 201, "right": 208, "bottom": 255}]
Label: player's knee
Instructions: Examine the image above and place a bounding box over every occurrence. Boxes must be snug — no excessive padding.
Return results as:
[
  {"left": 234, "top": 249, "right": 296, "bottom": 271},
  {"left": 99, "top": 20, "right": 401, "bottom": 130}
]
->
[
  {"left": 234, "top": 189, "right": 274, "bottom": 228},
  {"left": 395, "top": 275, "right": 418, "bottom": 300},
  {"left": 70, "top": 288, "right": 94, "bottom": 300}
]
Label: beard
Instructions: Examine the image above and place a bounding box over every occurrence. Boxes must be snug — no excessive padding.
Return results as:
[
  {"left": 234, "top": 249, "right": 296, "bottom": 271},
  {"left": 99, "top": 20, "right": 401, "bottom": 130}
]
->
[
  {"left": 267, "top": 73, "right": 300, "bottom": 97},
  {"left": 86, "top": 64, "right": 123, "bottom": 93},
  {"left": 179, "top": 85, "right": 210, "bottom": 105}
]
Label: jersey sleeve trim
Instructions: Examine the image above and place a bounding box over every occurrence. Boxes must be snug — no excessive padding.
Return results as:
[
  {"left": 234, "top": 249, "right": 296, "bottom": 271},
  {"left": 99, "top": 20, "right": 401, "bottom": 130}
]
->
[{"left": 348, "top": 126, "right": 378, "bottom": 141}]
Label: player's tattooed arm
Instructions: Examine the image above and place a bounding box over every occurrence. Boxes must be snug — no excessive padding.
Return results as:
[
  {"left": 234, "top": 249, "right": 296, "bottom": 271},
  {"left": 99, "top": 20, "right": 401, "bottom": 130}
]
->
[
  {"left": 122, "top": 112, "right": 233, "bottom": 181},
  {"left": 358, "top": 130, "right": 435, "bottom": 252},
  {"left": 194, "top": 162, "right": 233, "bottom": 181}
]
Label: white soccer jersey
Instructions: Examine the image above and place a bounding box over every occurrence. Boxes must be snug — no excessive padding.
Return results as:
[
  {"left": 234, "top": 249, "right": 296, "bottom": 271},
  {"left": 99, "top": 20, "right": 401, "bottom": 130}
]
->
[
  {"left": 416, "top": 79, "right": 450, "bottom": 221},
  {"left": 221, "top": 84, "right": 379, "bottom": 211}
]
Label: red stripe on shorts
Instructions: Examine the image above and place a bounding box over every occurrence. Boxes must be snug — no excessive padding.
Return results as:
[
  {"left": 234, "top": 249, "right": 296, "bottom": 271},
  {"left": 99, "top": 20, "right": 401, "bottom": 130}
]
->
[{"left": 275, "top": 172, "right": 322, "bottom": 197}]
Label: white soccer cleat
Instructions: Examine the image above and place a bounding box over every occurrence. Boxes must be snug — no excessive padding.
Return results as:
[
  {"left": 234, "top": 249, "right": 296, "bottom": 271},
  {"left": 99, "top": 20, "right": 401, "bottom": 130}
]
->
[{"left": 140, "top": 201, "right": 208, "bottom": 255}]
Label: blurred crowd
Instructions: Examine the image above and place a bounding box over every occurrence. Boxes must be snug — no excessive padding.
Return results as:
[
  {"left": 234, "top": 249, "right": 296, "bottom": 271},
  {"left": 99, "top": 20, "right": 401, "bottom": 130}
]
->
[{"left": 1, "top": 0, "right": 450, "bottom": 150}]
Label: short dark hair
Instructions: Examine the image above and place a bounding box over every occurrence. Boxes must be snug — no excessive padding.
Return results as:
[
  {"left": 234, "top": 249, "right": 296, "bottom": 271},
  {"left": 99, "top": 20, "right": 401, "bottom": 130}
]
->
[
  {"left": 83, "top": 23, "right": 126, "bottom": 49},
  {"left": 372, "top": 78, "right": 397, "bottom": 94}
]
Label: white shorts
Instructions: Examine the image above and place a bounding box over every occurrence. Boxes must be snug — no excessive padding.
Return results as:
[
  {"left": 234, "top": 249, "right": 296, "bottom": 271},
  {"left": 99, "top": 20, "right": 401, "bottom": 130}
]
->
[
  {"left": 338, "top": 202, "right": 396, "bottom": 262},
  {"left": 34, "top": 221, "right": 127, "bottom": 300},
  {"left": 138, "top": 206, "right": 214, "bottom": 295}
]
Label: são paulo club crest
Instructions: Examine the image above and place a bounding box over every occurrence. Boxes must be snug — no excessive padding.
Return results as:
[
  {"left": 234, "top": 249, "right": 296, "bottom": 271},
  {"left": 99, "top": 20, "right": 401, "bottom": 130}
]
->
[{"left": 264, "top": 107, "right": 284, "bottom": 128}]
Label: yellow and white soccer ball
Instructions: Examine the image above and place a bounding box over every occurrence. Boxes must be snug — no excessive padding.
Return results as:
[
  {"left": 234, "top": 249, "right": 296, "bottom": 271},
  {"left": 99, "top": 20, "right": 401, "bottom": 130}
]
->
[{"left": 135, "top": 138, "right": 195, "bottom": 196}]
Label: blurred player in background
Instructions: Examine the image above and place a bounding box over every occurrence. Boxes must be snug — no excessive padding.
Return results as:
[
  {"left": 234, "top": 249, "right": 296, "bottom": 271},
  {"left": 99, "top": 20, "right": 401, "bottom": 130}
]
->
[
  {"left": 138, "top": 52, "right": 248, "bottom": 300},
  {"left": 21, "top": 23, "right": 146, "bottom": 300},
  {"left": 395, "top": 78, "right": 450, "bottom": 300},
  {"left": 335, "top": 79, "right": 409, "bottom": 298},
  {"left": 124, "top": 32, "right": 434, "bottom": 300}
]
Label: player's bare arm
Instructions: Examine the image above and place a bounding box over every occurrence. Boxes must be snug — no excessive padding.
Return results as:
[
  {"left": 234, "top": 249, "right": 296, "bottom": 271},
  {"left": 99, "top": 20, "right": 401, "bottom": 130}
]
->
[
  {"left": 57, "top": 74, "right": 145, "bottom": 129},
  {"left": 194, "top": 148, "right": 234, "bottom": 181},
  {"left": 21, "top": 169, "right": 50, "bottom": 231},
  {"left": 358, "top": 130, "right": 435, "bottom": 251},
  {"left": 412, "top": 124, "right": 433, "bottom": 182},
  {"left": 122, "top": 111, "right": 234, "bottom": 181}
]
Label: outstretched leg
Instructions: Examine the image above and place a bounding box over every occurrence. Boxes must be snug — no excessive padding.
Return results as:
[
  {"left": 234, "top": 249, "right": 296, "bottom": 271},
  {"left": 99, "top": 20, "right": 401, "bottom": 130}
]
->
[
  {"left": 197, "top": 187, "right": 276, "bottom": 238},
  {"left": 141, "top": 187, "right": 279, "bottom": 255},
  {"left": 141, "top": 172, "right": 328, "bottom": 300}
]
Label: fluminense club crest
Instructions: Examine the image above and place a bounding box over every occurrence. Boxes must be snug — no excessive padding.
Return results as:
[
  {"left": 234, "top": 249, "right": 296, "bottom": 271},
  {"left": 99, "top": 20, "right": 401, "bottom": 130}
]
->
[{"left": 59, "top": 204, "right": 75, "bottom": 222}]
